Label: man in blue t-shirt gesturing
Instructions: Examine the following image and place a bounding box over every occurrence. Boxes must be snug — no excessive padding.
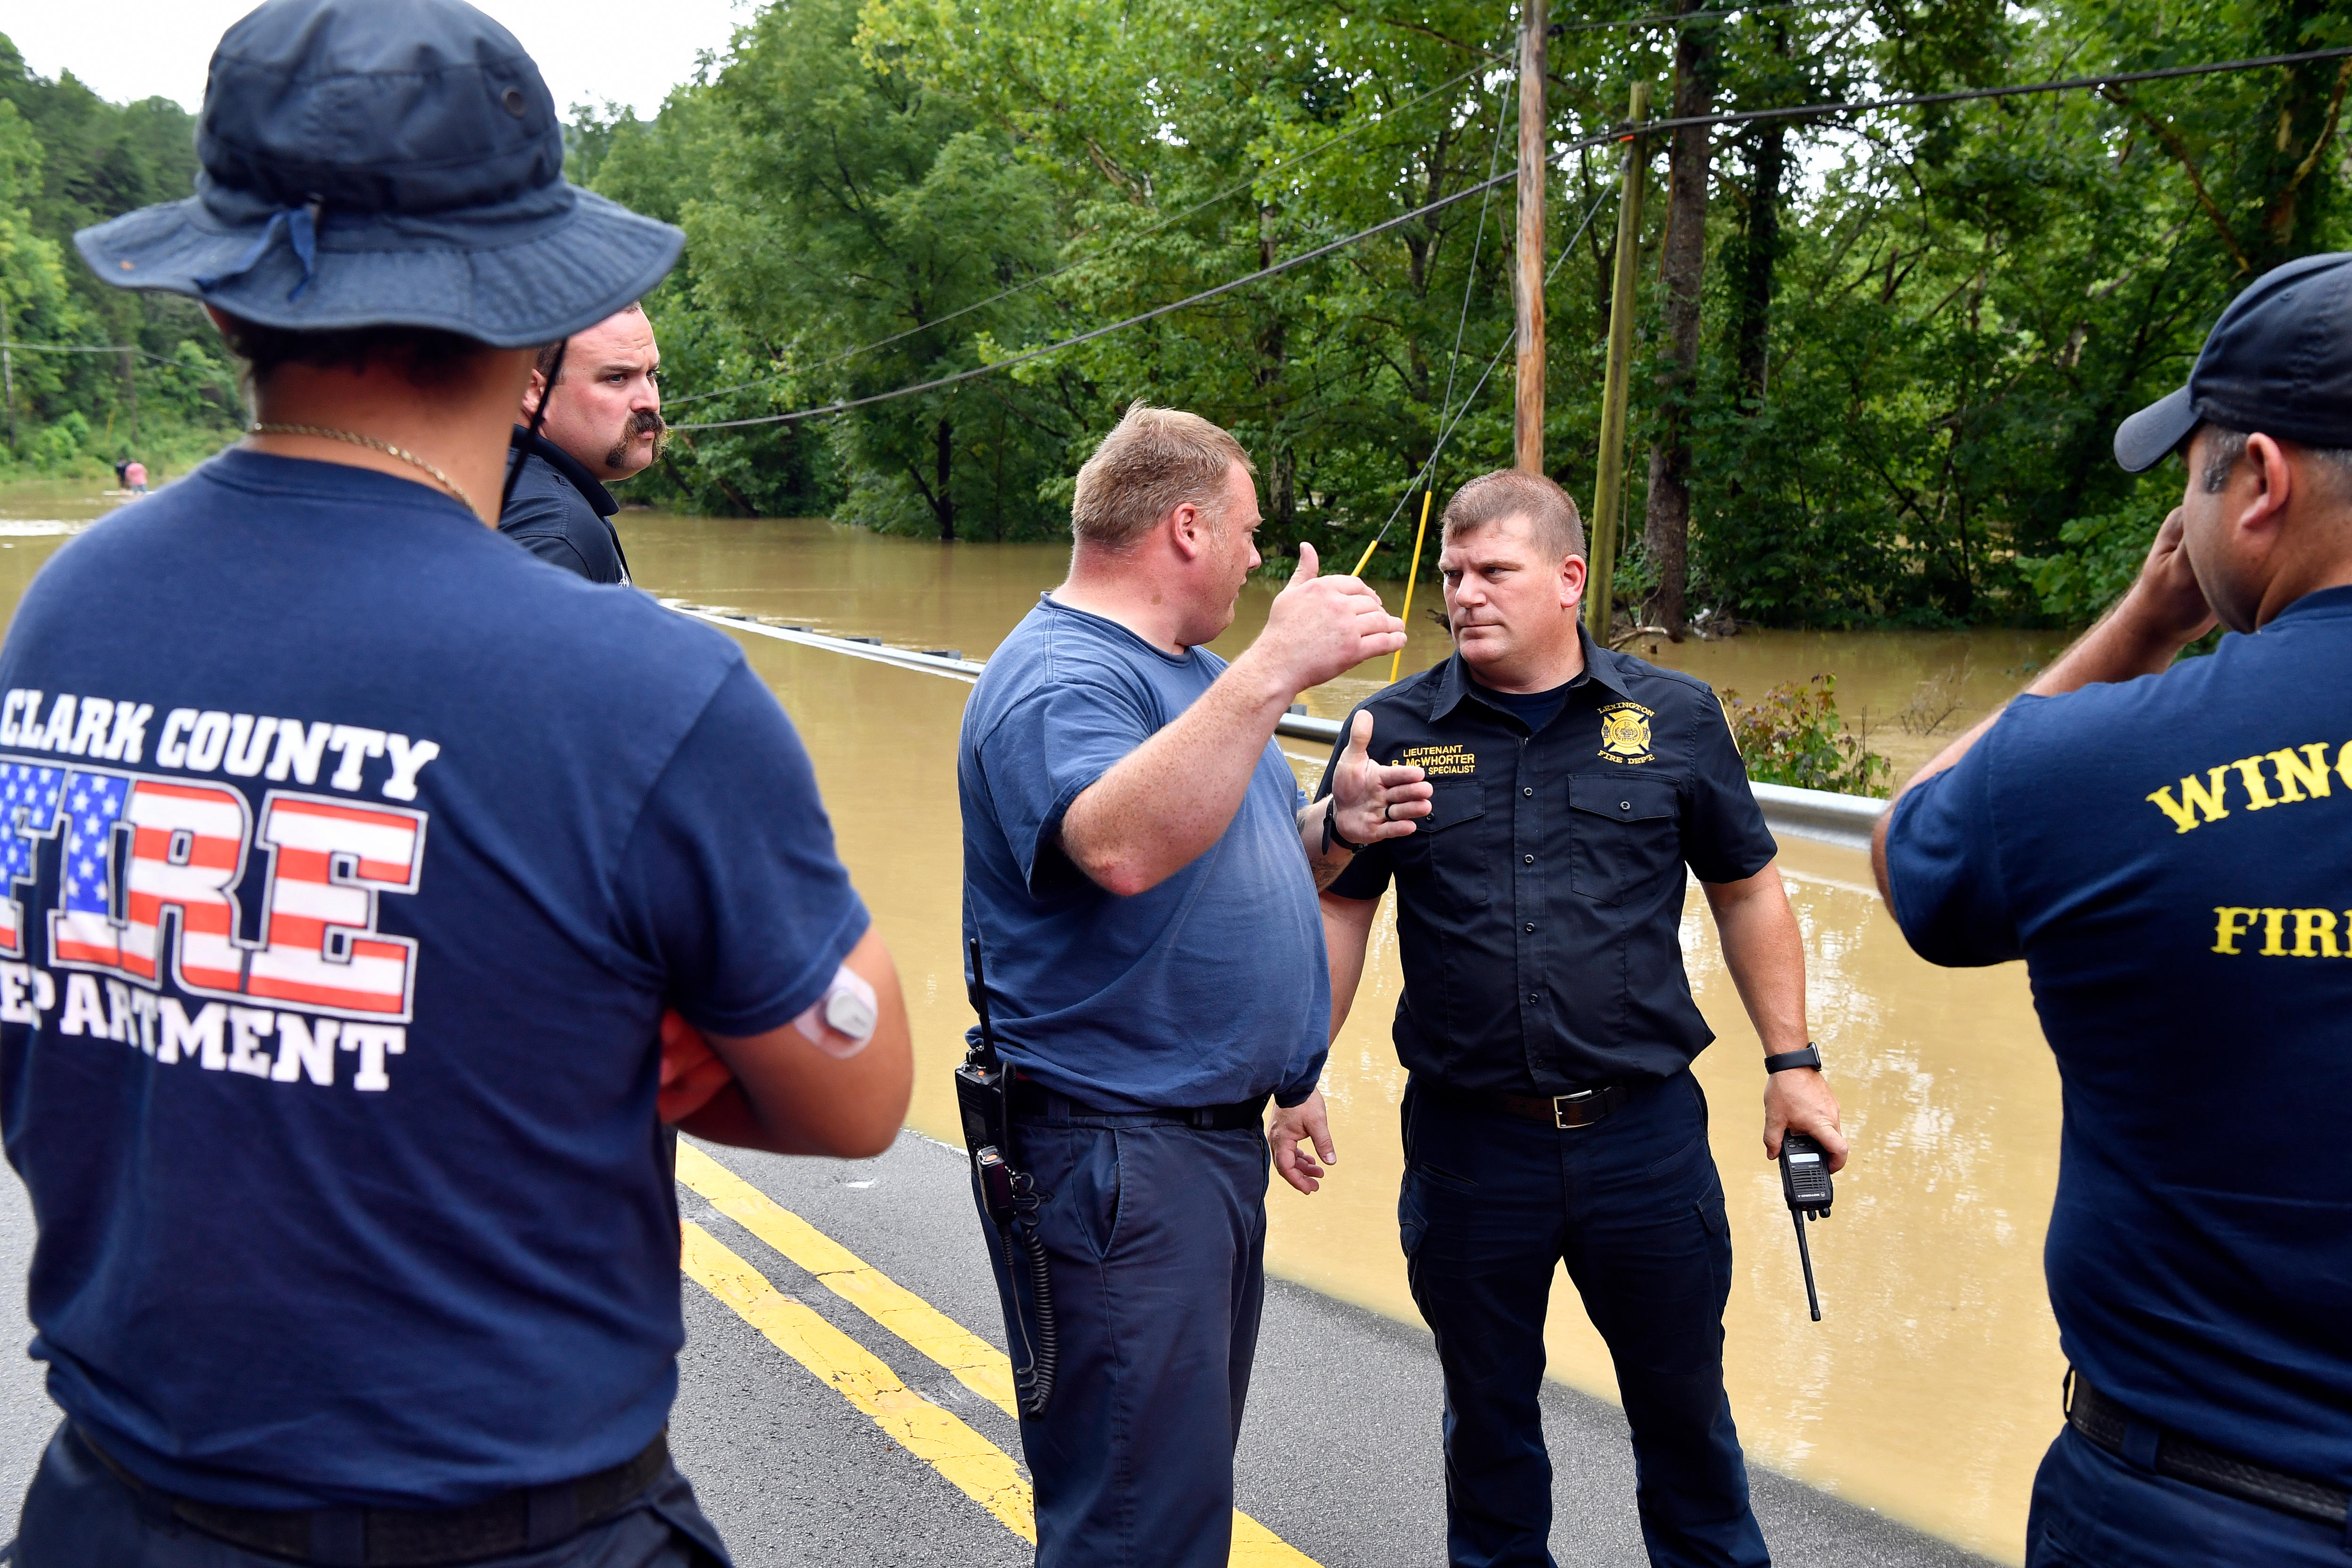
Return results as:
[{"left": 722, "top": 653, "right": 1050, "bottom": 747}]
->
[
  {"left": 5, "top": 3, "right": 914, "bottom": 1564},
  {"left": 959, "top": 403, "right": 1423, "bottom": 1567},
  {"left": 1876, "top": 253, "right": 2352, "bottom": 1566}
]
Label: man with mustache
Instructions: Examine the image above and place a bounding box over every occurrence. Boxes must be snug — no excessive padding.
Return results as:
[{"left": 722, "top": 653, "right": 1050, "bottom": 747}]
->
[{"left": 500, "top": 302, "right": 666, "bottom": 584}]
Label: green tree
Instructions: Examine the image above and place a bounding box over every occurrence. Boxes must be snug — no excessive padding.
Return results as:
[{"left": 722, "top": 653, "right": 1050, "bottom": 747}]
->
[
  {"left": 0, "top": 34, "right": 239, "bottom": 470},
  {"left": 555, "top": 0, "right": 2352, "bottom": 637}
]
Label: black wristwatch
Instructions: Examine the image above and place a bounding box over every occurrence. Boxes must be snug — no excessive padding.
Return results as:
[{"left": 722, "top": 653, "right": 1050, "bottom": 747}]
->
[
  {"left": 1764, "top": 1043, "right": 1822, "bottom": 1074},
  {"left": 1320, "top": 795, "right": 1367, "bottom": 855}
]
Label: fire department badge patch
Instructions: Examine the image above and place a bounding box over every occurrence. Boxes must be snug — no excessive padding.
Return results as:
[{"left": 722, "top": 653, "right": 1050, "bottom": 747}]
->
[{"left": 1597, "top": 702, "right": 1655, "bottom": 764}]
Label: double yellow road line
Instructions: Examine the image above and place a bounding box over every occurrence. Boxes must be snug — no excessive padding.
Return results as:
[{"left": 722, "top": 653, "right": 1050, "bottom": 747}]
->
[{"left": 675, "top": 1142, "right": 1319, "bottom": 1565}]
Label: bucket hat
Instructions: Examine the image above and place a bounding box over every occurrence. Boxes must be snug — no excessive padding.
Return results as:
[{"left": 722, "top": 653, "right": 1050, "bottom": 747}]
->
[
  {"left": 73, "top": 0, "right": 683, "bottom": 348},
  {"left": 2114, "top": 251, "right": 2352, "bottom": 472}
]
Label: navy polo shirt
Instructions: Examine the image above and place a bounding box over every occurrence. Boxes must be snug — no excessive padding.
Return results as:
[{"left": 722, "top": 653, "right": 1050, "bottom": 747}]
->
[
  {"left": 499, "top": 426, "right": 633, "bottom": 585},
  {"left": 958, "top": 596, "right": 1328, "bottom": 1112},
  {"left": 1317, "top": 629, "right": 1776, "bottom": 1093},
  {"left": 1883, "top": 584, "right": 2352, "bottom": 1488}
]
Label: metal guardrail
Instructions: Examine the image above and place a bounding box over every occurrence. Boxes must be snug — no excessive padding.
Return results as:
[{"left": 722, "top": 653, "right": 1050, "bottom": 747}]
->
[
  {"left": 673, "top": 602, "right": 1889, "bottom": 851},
  {"left": 664, "top": 603, "right": 986, "bottom": 682},
  {"left": 1748, "top": 780, "right": 1886, "bottom": 851}
]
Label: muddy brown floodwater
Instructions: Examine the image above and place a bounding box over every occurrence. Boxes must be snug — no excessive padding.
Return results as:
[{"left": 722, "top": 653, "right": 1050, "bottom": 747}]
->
[{"left": 0, "top": 489, "right": 2076, "bottom": 1562}]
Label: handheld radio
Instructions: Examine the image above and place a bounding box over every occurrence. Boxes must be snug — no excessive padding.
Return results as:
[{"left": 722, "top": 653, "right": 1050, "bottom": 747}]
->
[
  {"left": 955, "top": 939, "right": 1015, "bottom": 1207},
  {"left": 1778, "top": 1131, "right": 1834, "bottom": 1322},
  {"left": 957, "top": 939, "right": 1057, "bottom": 1416}
]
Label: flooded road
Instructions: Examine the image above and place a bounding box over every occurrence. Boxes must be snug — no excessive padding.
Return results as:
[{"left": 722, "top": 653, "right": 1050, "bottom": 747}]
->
[{"left": 0, "top": 491, "right": 2066, "bottom": 1562}]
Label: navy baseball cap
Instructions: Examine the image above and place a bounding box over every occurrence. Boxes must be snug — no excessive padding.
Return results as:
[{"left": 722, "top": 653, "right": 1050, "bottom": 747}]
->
[
  {"left": 2114, "top": 251, "right": 2352, "bottom": 472},
  {"left": 72, "top": 0, "right": 682, "bottom": 349}
]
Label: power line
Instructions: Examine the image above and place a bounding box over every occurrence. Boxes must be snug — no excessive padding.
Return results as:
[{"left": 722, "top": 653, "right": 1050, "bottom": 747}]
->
[
  {"left": 1435, "top": 78, "right": 1516, "bottom": 442},
  {"left": 1642, "top": 43, "right": 2352, "bottom": 139},
  {"left": 1556, "top": 0, "right": 1858, "bottom": 36},
  {"left": 2, "top": 339, "right": 232, "bottom": 371},
  {"left": 1351, "top": 182, "right": 1621, "bottom": 568},
  {"left": 671, "top": 44, "right": 2352, "bottom": 434},
  {"left": 663, "top": 56, "right": 1504, "bottom": 411},
  {"left": 1357, "top": 0, "right": 1856, "bottom": 67}
]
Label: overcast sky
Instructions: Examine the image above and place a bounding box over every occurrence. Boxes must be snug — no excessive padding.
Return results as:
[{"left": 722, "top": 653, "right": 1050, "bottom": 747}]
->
[{"left": 8, "top": 1, "right": 755, "bottom": 121}]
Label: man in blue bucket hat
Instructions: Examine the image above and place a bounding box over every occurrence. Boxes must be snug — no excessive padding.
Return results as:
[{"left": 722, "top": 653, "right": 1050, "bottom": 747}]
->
[
  {"left": 1878, "top": 251, "right": 2352, "bottom": 1566},
  {"left": 3, "top": 1, "right": 916, "bottom": 1563}
]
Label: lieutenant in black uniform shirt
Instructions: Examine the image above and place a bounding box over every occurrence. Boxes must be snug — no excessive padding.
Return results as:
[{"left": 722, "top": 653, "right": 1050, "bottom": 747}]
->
[
  {"left": 1302, "top": 470, "right": 1848, "bottom": 1568},
  {"left": 499, "top": 302, "right": 665, "bottom": 583}
]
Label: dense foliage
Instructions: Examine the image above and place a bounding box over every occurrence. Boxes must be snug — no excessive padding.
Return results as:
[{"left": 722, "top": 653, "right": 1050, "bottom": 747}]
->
[
  {"left": 579, "top": 0, "right": 2350, "bottom": 626},
  {"left": 0, "top": 37, "right": 240, "bottom": 480},
  {"left": 8, "top": 4, "right": 2350, "bottom": 629},
  {"left": 1721, "top": 675, "right": 1892, "bottom": 796}
]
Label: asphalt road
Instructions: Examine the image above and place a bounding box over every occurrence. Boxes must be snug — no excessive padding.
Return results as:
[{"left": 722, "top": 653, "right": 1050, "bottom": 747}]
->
[{"left": 0, "top": 1133, "right": 1995, "bottom": 1566}]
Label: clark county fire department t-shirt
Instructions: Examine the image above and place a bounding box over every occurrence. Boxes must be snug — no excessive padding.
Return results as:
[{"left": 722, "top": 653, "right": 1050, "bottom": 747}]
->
[{"left": 0, "top": 450, "right": 868, "bottom": 1509}]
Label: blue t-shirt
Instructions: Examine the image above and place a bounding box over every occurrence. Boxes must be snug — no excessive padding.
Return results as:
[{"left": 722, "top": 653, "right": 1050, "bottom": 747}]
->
[
  {"left": 1883, "top": 585, "right": 2352, "bottom": 1488},
  {"left": 0, "top": 450, "right": 868, "bottom": 1509},
  {"left": 958, "top": 596, "right": 1327, "bottom": 1110}
]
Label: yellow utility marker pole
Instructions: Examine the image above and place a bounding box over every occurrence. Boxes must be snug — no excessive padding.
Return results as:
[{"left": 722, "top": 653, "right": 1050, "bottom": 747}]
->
[
  {"left": 1390, "top": 491, "right": 1434, "bottom": 684},
  {"left": 1583, "top": 82, "right": 1651, "bottom": 642},
  {"left": 676, "top": 1143, "right": 1324, "bottom": 1567}
]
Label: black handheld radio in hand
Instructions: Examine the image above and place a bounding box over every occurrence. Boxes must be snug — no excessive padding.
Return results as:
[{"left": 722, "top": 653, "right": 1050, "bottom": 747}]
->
[
  {"left": 956, "top": 938, "right": 1057, "bottom": 1416},
  {"left": 1778, "top": 1131, "right": 1834, "bottom": 1322}
]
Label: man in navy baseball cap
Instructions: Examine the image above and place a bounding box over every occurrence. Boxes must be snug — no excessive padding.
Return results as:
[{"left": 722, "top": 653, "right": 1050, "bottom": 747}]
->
[
  {"left": 1873, "top": 253, "right": 2352, "bottom": 1567},
  {"left": 6, "top": 3, "right": 915, "bottom": 1563},
  {"left": 2112, "top": 251, "right": 2352, "bottom": 477}
]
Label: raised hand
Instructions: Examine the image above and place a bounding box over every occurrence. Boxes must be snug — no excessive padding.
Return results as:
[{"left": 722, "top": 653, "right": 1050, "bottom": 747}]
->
[
  {"left": 2117, "top": 505, "right": 2219, "bottom": 649},
  {"left": 1328, "top": 709, "right": 1430, "bottom": 845},
  {"left": 1248, "top": 542, "right": 1408, "bottom": 695}
]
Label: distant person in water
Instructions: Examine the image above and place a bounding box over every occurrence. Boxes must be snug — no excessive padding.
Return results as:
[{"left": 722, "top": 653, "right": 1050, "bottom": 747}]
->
[
  {"left": 498, "top": 302, "right": 664, "bottom": 584},
  {"left": 123, "top": 459, "right": 147, "bottom": 495}
]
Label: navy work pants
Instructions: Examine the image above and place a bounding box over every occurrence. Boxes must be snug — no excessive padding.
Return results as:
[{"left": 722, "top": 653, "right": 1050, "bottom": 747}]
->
[
  {"left": 1401, "top": 1070, "right": 1768, "bottom": 1568},
  {"left": 976, "top": 1103, "right": 1270, "bottom": 1568},
  {"left": 13, "top": 1422, "right": 731, "bottom": 1567},
  {"left": 2026, "top": 1425, "right": 2352, "bottom": 1566}
]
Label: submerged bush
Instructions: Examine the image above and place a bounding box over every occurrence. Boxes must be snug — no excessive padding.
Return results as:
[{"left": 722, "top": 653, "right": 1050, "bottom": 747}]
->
[{"left": 1720, "top": 675, "right": 1891, "bottom": 799}]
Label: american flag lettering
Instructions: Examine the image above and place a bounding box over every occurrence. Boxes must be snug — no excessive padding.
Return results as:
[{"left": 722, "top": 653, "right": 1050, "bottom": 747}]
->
[{"left": 0, "top": 702, "right": 437, "bottom": 1090}]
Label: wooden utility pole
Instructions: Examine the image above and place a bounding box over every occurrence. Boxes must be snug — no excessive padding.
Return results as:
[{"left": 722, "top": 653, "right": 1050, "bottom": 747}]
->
[
  {"left": 1512, "top": 0, "right": 1547, "bottom": 473},
  {"left": 1582, "top": 81, "right": 1651, "bottom": 642},
  {"left": 0, "top": 315, "right": 13, "bottom": 451}
]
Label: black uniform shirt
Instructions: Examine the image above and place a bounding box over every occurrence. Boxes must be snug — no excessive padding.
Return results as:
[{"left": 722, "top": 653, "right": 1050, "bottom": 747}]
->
[
  {"left": 498, "top": 425, "right": 633, "bottom": 585},
  {"left": 1317, "top": 627, "right": 1776, "bottom": 1094}
]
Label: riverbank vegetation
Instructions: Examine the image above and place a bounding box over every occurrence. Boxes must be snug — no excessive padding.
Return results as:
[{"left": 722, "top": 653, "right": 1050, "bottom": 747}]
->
[
  {"left": 1723, "top": 675, "right": 1892, "bottom": 796},
  {"left": 0, "top": 39, "right": 241, "bottom": 484},
  {"left": 4, "top": 6, "right": 2347, "bottom": 630}
]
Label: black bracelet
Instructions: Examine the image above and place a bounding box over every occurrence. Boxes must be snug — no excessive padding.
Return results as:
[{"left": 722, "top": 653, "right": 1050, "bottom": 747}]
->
[
  {"left": 1764, "top": 1043, "right": 1823, "bottom": 1074},
  {"left": 1321, "top": 795, "right": 1367, "bottom": 855}
]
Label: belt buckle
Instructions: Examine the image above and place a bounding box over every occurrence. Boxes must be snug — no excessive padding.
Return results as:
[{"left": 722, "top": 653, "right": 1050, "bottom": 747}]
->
[{"left": 1552, "top": 1090, "right": 1595, "bottom": 1130}]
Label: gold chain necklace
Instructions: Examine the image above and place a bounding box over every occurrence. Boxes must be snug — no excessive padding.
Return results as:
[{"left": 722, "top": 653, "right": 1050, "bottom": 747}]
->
[{"left": 248, "top": 423, "right": 478, "bottom": 516}]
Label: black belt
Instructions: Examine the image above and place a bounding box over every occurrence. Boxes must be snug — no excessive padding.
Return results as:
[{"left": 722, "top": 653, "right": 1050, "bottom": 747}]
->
[
  {"left": 1425, "top": 1080, "right": 1634, "bottom": 1130},
  {"left": 1009, "top": 1075, "right": 1269, "bottom": 1131},
  {"left": 2064, "top": 1371, "right": 2349, "bottom": 1526},
  {"left": 79, "top": 1425, "right": 672, "bottom": 1567}
]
